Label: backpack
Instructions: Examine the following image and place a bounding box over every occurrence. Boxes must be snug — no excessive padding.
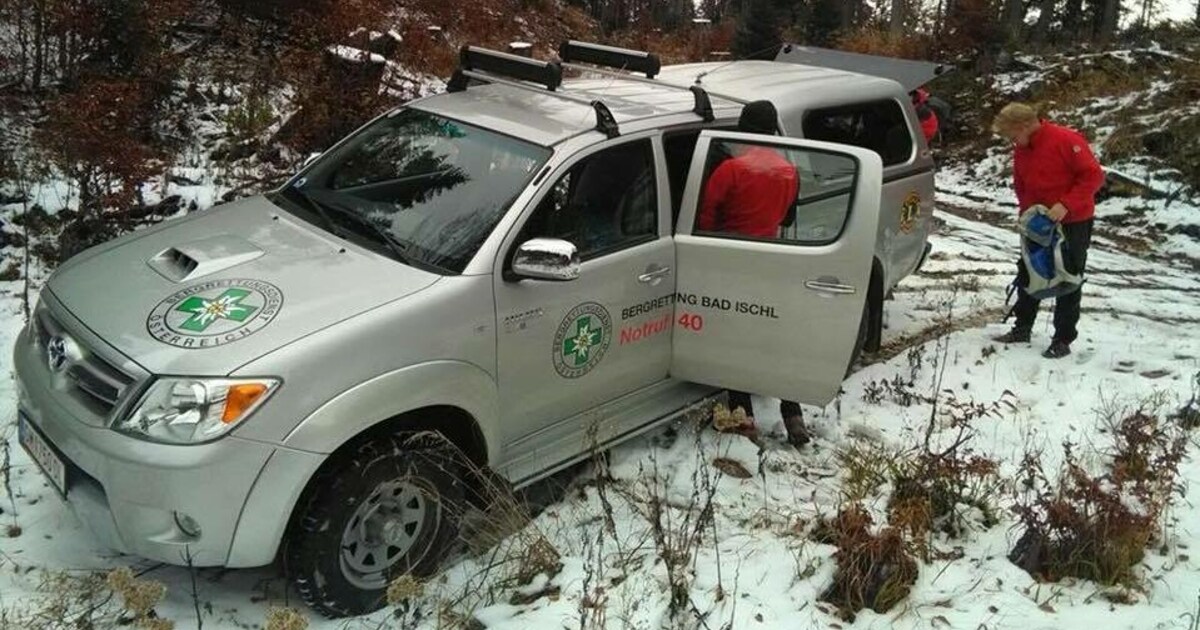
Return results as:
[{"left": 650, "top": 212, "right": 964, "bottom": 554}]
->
[
  {"left": 927, "top": 95, "right": 953, "bottom": 131},
  {"left": 1015, "top": 205, "right": 1084, "bottom": 300}
]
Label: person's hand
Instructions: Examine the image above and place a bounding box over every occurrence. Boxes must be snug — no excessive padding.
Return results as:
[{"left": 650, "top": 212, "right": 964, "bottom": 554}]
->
[{"left": 1046, "top": 203, "right": 1069, "bottom": 222}]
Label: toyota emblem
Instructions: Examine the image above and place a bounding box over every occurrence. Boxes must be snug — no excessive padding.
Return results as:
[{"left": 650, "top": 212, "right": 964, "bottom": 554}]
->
[{"left": 46, "top": 335, "right": 78, "bottom": 373}]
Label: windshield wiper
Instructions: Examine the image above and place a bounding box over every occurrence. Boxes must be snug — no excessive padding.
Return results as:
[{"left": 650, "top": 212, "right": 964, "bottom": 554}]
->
[
  {"left": 293, "top": 189, "right": 416, "bottom": 266},
  {"left": 276, "top": 187, "right": 345, "bottom": 240}
]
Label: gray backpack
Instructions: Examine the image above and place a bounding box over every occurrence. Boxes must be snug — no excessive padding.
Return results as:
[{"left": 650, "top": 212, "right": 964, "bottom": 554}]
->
[{"left": 1015, "top": 205, "right": 1084, "bottom": 300}]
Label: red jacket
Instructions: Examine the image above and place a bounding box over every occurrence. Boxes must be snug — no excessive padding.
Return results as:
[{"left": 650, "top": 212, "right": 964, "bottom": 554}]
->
[
  {"left": 698, "top": 147, "right": 799, "bottom": 237},
  {"left": 913, "top": 89, "right": 938, "bottom": 142},
  {"left": 919, "top": 109, "right": 939, "bottom": 142},
  {"left": 1013, "top": 122, "right": 1105, "bottom": 224}
]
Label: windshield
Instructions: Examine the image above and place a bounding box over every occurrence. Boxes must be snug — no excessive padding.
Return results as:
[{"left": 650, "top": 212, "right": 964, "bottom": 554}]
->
[{"left": 278, "top": 108, "right": 551, "bottom": 274}]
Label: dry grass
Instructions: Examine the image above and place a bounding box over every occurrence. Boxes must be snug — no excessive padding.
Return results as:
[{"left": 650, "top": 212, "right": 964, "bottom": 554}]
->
[
  {"left": 0, "top": 567, "right": 173, "bottom": 630},
  {"left": 263, "top": 607, "right": 309, "bottom": 630},
  {"left": 816, "top": 504, "right": 919, "bottom": 622},
  {"left": 1011, "top": 407, "right": 1190, "bottom": 586}
]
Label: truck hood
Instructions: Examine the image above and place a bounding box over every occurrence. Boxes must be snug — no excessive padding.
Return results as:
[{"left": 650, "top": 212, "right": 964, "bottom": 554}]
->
[{"left": 47, "top": 195, "right": 441, "bottom": 376}]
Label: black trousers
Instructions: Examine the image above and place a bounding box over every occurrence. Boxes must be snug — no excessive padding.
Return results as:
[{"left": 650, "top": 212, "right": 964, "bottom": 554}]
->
[
  {"left": 1013, "top": 219, "right": 1093, "bottom": 344},
  {"left": 728, "top": 390, "right": 802, "bottom": 419}
]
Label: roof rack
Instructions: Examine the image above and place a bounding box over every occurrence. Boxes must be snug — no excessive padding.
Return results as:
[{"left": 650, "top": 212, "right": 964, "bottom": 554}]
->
[
  {"left": 444, "top": 43, "right": 735, "bottom": 139},
  {"left": 559, "top": 40, "right": 661, "bottom": 79},
  {"left": 448, "top": 46, "right": 563, "bottom": 92},
  {"left": 558, "top": 40, "right": 725, "bottom": 121}
]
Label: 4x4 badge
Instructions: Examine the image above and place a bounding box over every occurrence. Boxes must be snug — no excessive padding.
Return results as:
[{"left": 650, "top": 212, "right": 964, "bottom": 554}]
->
[
  {"left": 552, "top": 302, "right": 612, "bottom": 378},
  {"left": 147, "top": 279, "right": 283, "bottom": 349}
]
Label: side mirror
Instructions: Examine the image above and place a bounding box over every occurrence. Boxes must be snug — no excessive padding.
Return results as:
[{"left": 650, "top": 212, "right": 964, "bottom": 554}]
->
[{"left": 511, "top": 238, "right": 580, "bottom": 281}]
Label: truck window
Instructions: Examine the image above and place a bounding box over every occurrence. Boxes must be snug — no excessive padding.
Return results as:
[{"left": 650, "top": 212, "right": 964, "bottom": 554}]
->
[
  {"left": 663, "top": 127, "right": 736, "bottom": 225},
  {"left": 520, "top": 139, "right": 657, "bottom": 260},
  {"left": 802, "top": 100, "right": 913, "bottom": 167},
  {"left": 697, "top": 138, "right": 855, "bottom": 246}
]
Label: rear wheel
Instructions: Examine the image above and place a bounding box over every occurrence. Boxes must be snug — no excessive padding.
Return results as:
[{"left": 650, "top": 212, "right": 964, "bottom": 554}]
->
[
  {"left": 284, "top": 433, "right": 465, "bottom": 618},
  {"left": 848, "top": 296, "right": 871, "bottom": 376}
]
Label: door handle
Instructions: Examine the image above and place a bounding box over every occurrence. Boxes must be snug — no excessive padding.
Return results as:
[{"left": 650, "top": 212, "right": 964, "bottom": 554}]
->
[
  {"left": 638, "top": 266, "right": 672, "bottom": 284},
  {"left": 805, "top": 279, "right": 856, "bottom": 295}
]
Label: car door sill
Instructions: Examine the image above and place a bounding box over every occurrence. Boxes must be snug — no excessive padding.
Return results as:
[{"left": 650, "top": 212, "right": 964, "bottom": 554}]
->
[{"left": 507, "top": 388, "right": 724, "bottom": 490}]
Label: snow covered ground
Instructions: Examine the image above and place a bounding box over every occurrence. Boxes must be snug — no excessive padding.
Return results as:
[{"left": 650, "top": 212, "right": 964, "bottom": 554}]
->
[{"left": 1, "top": 174, "right": 1198, "bottom": 628}]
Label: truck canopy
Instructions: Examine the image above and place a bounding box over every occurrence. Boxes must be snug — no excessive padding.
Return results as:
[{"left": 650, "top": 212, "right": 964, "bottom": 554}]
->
[{"left": 775, "top": 44, "right": 950, "bottom": 92}]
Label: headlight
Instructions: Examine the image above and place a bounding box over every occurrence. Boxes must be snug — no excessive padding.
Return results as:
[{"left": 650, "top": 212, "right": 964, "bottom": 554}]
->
[{"left": 117, "top": 377, "right": 279, "bottom": 444}]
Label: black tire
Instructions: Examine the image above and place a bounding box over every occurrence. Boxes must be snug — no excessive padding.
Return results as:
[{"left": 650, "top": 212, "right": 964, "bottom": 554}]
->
[
  {"left": 284, "top": 433, "right": 465, "bottom": 618},
  {"left": 847, "top": 296, "right": 872, "bottom": 377}
]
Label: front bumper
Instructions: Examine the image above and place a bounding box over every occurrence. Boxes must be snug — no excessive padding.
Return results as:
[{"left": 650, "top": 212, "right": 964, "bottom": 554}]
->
[{"left": 13, "top": 325, "right": 278, "bottom": 567}]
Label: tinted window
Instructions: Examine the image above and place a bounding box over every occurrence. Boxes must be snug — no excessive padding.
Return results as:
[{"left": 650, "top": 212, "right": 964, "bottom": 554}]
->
[
  {"left": 803, "top": 100, "right": 913, "bottom": 166},
  {"left": 520, "top": 140, "right": 657, "bottom": 259},
  {"left": 280, "top": 108, "right": 550, "bottom": 274}
]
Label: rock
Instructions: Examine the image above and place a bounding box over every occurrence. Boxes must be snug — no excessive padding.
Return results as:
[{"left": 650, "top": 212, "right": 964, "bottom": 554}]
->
[
  {"left": 0, "top": 191, "right": 28, "bottom": 205},
  {"left": 168, "top": 174, "right": 200, "bottom": 187}
]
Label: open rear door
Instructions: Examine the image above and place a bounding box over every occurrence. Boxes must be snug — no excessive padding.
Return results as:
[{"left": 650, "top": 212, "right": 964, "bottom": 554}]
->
[
  {"left": 670, "top": 131, "right": 883, "bottom": 405},
  {"left": 775, "top": 44, "right": 949, "bottom": 92}
]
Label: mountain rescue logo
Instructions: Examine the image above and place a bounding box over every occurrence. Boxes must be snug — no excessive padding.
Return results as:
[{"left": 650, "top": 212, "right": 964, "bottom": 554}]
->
[
  {"left": 900, "top": 191, "right": 921, "bottom": 233},
  {"left": 552, "top": 302, "right": 612, "bottom": 379},
  {"left": 148, "top": 279, "right": 283, "bottom": 349}
]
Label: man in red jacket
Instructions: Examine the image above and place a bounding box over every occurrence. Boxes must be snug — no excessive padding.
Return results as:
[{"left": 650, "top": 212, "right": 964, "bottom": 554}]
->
[
  {"left": 697, "top": 103, "right": 799, "bottom": 237},
  {"left": 991, "top": 103, "right": 1106, "bottom": 358},
  {"left": 912, "top": 88, "right": 939, "bottom": 143},
  {"left": 699, "top": 100, "right": 809, "bottom": 447}
]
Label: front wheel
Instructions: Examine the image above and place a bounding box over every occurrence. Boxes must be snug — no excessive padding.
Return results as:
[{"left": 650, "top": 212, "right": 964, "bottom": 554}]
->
[{"left": 284, "top": 433, "right": 465, "bottom": 618}]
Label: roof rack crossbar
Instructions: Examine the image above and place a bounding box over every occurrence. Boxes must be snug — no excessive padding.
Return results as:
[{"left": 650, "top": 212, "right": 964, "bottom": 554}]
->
[
  {"left": 447, "top": 67, "right": 623, "bottom": 138},
  {"left": 560, "top": 40, "right": 661, "bottom": 78},
  {"left": 451, "top": 69, "right": 596, "bottom": 105},
  {"left": 560, "top": 60, "right": 734, "bottom": 121}
]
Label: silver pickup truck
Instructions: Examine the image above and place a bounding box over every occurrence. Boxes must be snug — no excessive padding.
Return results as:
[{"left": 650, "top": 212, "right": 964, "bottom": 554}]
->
[{"left": 13, "top": 42, "right": 937, "bottom": 616}]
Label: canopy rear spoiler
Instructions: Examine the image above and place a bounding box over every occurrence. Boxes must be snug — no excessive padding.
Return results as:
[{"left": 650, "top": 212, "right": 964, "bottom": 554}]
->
[{"left": 774, "top": 44, "right": 951, "bottom": 92}]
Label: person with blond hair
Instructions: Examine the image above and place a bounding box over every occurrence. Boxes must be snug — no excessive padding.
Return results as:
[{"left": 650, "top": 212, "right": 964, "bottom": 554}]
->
[{"left": 991, "top": 103, "right": 1105, "bottom": 359}]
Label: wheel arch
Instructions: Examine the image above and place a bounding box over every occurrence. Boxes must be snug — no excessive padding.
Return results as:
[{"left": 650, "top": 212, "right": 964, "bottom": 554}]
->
[{"left": 225, "top": 360, "right": 499, "bottom": 568}]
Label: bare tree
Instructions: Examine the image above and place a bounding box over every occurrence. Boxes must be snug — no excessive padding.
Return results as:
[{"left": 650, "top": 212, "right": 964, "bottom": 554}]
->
[
  {"left": 1098, "top": 0, "right": 1121, "bottom": 42},
  {"left": 1001, "top": 0, "right": 1026, "bottom": 40},
  {"left": 890, "top": 0, "right": 909, "bottom": 35},
  {"left": 1137, "top": 0, "right": 1160, "bottom": 25},
  {"left": 1030, "top": 0, "right": 1057, "bottom": 44}
]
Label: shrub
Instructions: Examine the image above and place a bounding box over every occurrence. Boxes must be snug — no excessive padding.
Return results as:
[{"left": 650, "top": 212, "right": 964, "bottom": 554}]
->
[
  {"left": 1010, "top": 411, "right": 1188, "bottom": 585},
  {"left": 817, "top": 504, "right": 919, "bottom": 621}
]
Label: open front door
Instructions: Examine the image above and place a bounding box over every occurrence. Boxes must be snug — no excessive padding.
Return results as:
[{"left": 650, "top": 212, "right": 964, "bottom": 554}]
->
[{"left": 670, "top": 131, "right": 883, "bottom": 405}]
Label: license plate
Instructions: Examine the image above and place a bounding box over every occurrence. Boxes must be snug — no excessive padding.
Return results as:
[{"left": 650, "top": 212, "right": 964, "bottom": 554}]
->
[{"left": 18, "top": 414, "right": 67, "bottom": 496}]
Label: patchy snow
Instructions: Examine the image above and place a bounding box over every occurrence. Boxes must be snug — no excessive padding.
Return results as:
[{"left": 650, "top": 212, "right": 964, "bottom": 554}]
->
[
  {"left": 327, "top": 44, "right": 387, "bottom": 65},
  {"left": 2, "top": 167, "right": 1199, "bottom": 629}
]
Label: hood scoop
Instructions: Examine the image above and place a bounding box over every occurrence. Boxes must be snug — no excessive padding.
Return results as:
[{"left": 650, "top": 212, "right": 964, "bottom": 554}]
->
[{"left": 147, "top": 235, "right": 265, "bottom": 283}]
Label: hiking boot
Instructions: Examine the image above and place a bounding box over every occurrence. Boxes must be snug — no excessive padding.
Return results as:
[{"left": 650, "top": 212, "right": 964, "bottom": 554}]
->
[
  {"left": 992, "top": 328, "right": 1032, "bottom": 344},
  {"left": 1043, "top": 340, "right": 1072, "bottom": 359},
  {"left": 783, "top": 414, "right": 811, "bottom": 449}
]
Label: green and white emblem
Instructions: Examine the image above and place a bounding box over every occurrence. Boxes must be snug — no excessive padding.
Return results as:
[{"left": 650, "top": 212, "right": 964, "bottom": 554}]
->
[
  {"left": 552, "top": 302, "right": 612, "bottom": 379},
  {"left": 147, "top": 279, "right": 283, "bottom": 349}
]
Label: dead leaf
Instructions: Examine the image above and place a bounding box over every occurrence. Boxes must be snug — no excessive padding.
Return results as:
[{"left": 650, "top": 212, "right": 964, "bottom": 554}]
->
[
  {"left": 713, "top": 457, "right": 753, "bottom": 479},
  {"left": 1139, "top": 369, "right": 1170, "bottom": 379}
]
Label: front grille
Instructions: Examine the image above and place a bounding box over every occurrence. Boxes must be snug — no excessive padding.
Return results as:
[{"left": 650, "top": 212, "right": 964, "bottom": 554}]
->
[{"left": 34, "top": 308, "right": 137, "bottom": 418}]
